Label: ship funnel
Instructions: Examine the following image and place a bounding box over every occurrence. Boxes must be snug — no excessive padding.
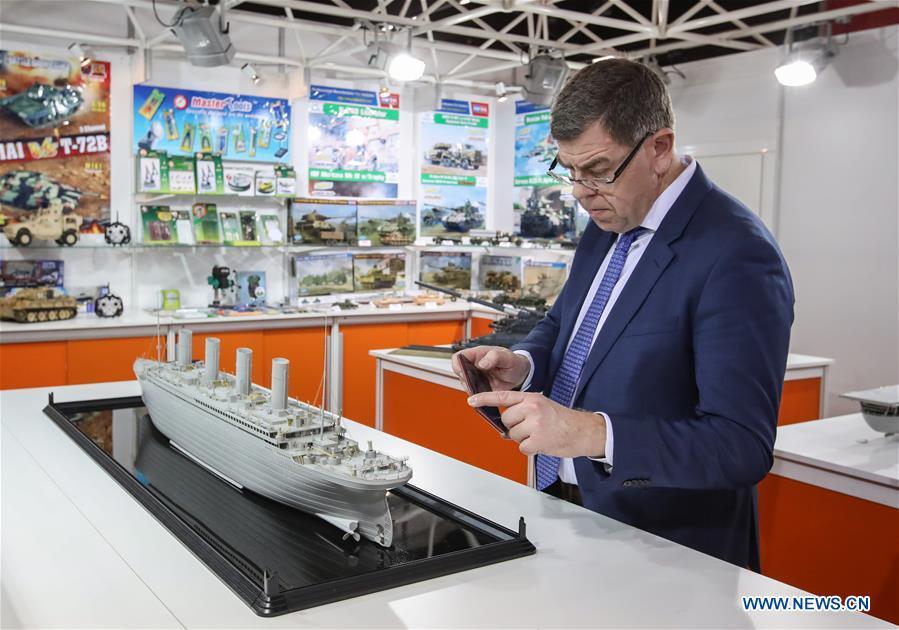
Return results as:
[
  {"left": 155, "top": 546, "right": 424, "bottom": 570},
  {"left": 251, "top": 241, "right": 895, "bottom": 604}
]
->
[
  {"left": 177, "top": 329, "right": 193, "bottom": 367},
  {"left": 271, "top": 358, "right": 289, "bottom": 410},
  {"left": 204, "top": 337, "right": 220, "bottom": 385},
  {"left": 235, "top": 347, "right": 252, "bottom": 396},
  {"left": 166, "top": 328, "right": 176, "bottom": 362}
]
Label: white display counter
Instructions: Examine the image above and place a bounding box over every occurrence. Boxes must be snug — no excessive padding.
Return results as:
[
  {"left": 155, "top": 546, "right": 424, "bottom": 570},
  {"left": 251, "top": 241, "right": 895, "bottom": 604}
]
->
[{"left": 1, "top": 382, "right": 889, "bottom": 628}]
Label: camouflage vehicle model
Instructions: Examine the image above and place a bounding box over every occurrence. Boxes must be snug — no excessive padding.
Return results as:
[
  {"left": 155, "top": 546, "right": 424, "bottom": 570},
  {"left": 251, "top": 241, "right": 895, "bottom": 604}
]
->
[
  {"left": 296, "top": 212, "right": 349, "bottom": 245},
  {"left": 377, "top": 221, "right": 414, "bottom": 246},
  {"left": 357, "top": 266, "right": 397, "bottom": 290},
  {"left": 0, "top": 82, "right": 84, "bottom": 129},
  {"left": 4, "top": 199, "right": 83, "bottom": 246},
  {"left": 520, "top": 190, "right": 574, "bottom": 238},
  {"left": 432, "top": 263, "right": 470, "bottom": 289},
  {"left": 0, "top": 170, "right": 83, "bottom": 212},
  {"left": 425, "top": 143, "right": 483, "bottom": 170},
  {"left": 0, "top": 287, "right": 78, "bottom": 323},
  {"left": 483, "top": 271, "right": 520, "bottom": 293}
]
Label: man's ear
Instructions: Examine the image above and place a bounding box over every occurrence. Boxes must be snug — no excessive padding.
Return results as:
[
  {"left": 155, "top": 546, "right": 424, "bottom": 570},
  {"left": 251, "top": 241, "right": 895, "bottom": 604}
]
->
[{"left": 650, "top": 129, "right": 675, "bottom": 175}]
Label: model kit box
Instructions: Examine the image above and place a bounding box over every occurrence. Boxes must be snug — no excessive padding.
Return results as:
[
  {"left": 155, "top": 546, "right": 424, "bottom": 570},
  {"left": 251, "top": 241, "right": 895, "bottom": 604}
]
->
[
  {"left": 223, "top": 164, "right": 256, "bottom": 197},
  {"left": 0, "top": 260, "right": 64, "bottom": 295},
  {"left": 294, "top": 252, "right": 354, "bottom": 296},
  {"left": 195, "top": 155, "right": 225, "bottom": 194},
  {"left": 523, "top": 260, "right": 567, "bottom": 303},
  {"left": 478, "top": 255, "right": 521, "bottom": 293},
  {"left": 275, "top": 165, "right": 297, "bottom": 197},
  {"left": 192, "top": 203, "right": 222, "bottom": 244},
  {"left": 419, "top": 251, "right": 472, "bottom": 290},
  {"left": 141, "top": 206, "right": 178, "bottom": 245}
]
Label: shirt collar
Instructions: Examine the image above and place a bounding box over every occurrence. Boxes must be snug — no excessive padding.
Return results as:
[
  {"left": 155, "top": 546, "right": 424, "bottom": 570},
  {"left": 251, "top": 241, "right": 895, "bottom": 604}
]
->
[{"left": 639, "top": 156, "right": 697, "bottom": 234}]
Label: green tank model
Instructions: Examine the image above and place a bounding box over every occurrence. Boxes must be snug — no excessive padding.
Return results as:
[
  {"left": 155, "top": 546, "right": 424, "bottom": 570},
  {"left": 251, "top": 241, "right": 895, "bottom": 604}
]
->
[
  {"left": 432, "top": 263, "right": 470, "bottom": 289},
  {"left": 0, "top": 170, "right": 84, "bottom": 212},
  {"left": 0, "top": 287, "right": 78, "bottom": 323},
  {"left": 483, "top": 271, "right": 520, "bottom": 293},
  {"left": 357, "top": 266, "right": 397, "bottom": 290},
  {"left": 0, "top": 82, "right": 84, "bottom": 129}
]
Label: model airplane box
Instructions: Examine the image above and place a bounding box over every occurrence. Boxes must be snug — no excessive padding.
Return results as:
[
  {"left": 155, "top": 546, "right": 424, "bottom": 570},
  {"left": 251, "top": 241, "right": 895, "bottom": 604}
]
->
[
  {"left": 141, "top": 205, "right": 178, "bottom": 245},
  {"left": 195, "top": 155, "right": 225, "bottom": 194},
  {"left": 192, "top": 203, "right": 222, "bottom": 244}
]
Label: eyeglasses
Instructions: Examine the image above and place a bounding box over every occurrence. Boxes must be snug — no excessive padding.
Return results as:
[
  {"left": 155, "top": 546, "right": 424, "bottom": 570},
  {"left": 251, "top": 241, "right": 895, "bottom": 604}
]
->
[{"left": 547, "top": 131, "right": 653, "bottom": 191}]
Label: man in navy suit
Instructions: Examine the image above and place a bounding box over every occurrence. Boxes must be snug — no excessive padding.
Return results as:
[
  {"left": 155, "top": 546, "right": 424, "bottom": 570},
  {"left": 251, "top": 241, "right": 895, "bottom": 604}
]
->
[{"left": 454, "top": 59, "right": 794, "bottom": 570}]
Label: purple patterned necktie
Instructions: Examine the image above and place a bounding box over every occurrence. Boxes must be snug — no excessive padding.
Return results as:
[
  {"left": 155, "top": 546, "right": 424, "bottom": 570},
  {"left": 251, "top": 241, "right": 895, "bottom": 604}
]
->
[{"left": 536, "top": 226, "right": 647, "bottom": 490}]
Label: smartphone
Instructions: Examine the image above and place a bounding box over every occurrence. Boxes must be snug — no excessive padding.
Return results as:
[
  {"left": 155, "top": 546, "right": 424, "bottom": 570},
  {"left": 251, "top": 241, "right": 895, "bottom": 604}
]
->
[{"left": 457, "top": 354, "right": 507, "bottom": 436}]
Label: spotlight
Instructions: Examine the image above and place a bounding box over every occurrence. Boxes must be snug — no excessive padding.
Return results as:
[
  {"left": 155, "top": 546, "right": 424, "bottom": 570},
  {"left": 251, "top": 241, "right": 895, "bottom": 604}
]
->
[
  {"left": 170, "top": 4, "right": 235, "bottom": 68},
  {"left": 241, "top": 63, "right": 262, "bottom": 85},
  {"left": 387, "top": 51, "right": 426, "bottom": 82},
  {"left": 68, "top": 43, "right": 94, "bottom": 68},
  {"left": 523, "top": 54, "right": 569, "bottom": 106},
  {"left": 495, "top": 81, "right": 508, "bottom": 103},
  {"left": 775, "top": 23, "right": 837, "bottom": 87}
]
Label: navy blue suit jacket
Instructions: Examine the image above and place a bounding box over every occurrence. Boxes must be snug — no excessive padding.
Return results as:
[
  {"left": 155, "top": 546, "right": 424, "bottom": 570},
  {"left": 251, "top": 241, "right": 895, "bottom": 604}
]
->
[{"left": 513, "top": 164, "right": 794, "bottom": 569}]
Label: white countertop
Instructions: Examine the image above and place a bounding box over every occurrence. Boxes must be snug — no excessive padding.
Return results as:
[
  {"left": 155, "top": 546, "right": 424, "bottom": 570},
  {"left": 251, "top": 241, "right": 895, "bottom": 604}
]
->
[
  {"left": 0, "top": 302, "right": 475, "bottom": 343},
  {"left": 771, "top": 413, "right": 899, "bottom": 507},
  {"left": 371, "top": 348, "right": 832, "bottom": 376},
  {"left": 1, "top": 381, "right": 888, "bottom": 628}
]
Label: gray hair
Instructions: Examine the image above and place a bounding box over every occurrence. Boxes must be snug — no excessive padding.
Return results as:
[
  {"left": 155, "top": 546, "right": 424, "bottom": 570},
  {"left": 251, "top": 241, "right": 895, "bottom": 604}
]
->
[{"left": 551, "top": 58, "right": 675, "bottom": 146}]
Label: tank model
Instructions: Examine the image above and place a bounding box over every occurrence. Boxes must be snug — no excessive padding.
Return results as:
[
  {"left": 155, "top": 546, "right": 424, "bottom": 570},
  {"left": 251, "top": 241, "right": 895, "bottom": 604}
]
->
[
  {"left": 0, "top": 287, "right": 78, "bottom": 323},
  {"left": 0, "top": 170, "right": 84, "bottom": 212},
  {"left": 357, "top": 266, "right": 397, "bottom": 290},
  {"left": 296, "top": 212, "right": 349, "bottom": 245},
  {"left": 519, "top": 189, "right": 574, "bottom": 239},
  {"left": 432, "top": 263, "right": 470, "bottom": 288},
  {"left": 4, "top": 199, "right": 83, "bottom": 246},
  {"left": 483, "top": 271, "right": 520, "bottom": 293},
  {"left": 415, "top": 281, "right": 548, "bottom": 350},
  {"left": 442, "top": 201, "right": 483, "bottom": 233},
  {"left": 333, "top": 298, "right": 359, "bottom": 310},
  {"left": 0, "top": 82, "right": 84, "bottom": 129},
  {"left": 377, "top": 220, "right": 415, "bottom": 246}
]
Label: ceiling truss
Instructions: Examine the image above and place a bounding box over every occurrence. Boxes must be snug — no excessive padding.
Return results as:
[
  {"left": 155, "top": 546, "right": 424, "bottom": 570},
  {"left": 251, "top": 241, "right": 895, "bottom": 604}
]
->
[{"left": 0, "top": 0, "right": 896, "bottom": 89}]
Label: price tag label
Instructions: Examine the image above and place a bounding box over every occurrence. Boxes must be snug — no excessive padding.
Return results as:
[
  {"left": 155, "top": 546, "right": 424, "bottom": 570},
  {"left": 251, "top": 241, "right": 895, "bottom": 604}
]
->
[
  {"left": 499, "top": 241, "right": 513, "bottom": 248},
  {"left": 441, "top": 239, "right": 455, "bottom": 246},
  {"left": 424, "top": 301, "right": 438, "bottom": 309},
  {"left": 461, "top": 237, "right": 472, "bottom": 245},
  {"left": 358, "top": 239, "right": 372, "bottom": 247},
  {"left": 388, "top": 303, "right": 403, "bottom": 312}
]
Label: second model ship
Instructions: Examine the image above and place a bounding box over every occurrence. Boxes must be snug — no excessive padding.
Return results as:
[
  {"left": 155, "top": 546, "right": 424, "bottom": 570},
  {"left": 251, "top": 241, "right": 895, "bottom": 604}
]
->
[{"left": 134, "top": 330, "right": 412, "bottom": 546}]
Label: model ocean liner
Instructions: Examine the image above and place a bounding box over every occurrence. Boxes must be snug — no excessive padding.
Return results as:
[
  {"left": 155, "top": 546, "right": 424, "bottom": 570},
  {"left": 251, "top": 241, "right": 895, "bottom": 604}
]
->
[{"left": 133, "top": 330, "right": 412, "bottom": 546}]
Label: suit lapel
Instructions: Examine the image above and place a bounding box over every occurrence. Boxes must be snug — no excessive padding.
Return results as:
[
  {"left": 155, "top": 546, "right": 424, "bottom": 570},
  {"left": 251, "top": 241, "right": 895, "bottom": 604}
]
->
[{"left": 571, "top": 163, "right": 714, "bottom": 403}]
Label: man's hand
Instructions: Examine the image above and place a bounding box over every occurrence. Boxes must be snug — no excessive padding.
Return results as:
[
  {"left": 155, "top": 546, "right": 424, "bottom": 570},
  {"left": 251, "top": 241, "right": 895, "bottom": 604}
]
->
[
  {"left": 451, "top": 345, "right": 530, "bottom": 392},
  {"left": 467, "top": 390, "right": 607, "bottom": 457}
]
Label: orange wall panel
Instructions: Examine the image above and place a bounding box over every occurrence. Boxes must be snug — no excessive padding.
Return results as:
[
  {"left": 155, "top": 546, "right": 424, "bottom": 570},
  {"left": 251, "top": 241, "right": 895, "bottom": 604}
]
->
[
  {"left": 470, "top": 316, "right": 495, "bottom": 339},
  {"left": 341, "top": 322, "right": 409, "bottom": 426},
  {"left": 67, "top": 337, "right": 161, "bottom": 385},
  {"left": 0, "top": 341, "right": 67, "bottom": 389},
  {"left": 406, "top": 320, "right": 464, "bottom": 346},
  {"left": 191, "top": 331, "right": 265, "bottom": 384},
  {"left": 778, "top": 378, "right": 822, "bottom": 425},
  {"left": 382, "top": 370, "right": 527, "bottom": 484},
  {"left": 263, "top": 328, "right": 327, "bottom": 405},
  {"left": 759, "top": 474, "right": 899, "bottom": 624}
]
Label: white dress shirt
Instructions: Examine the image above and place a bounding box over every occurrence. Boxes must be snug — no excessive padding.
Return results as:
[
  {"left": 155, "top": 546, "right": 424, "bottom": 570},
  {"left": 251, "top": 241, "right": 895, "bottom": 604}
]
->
[{"left": 517, "top": 157, "right": 697, "bottom": 484}]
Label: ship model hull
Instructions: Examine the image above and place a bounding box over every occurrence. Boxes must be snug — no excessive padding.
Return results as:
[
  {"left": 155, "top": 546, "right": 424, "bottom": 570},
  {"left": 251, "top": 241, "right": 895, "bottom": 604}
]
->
[{"left": 133, "top": 335, "right": 411, "bottom": 547}]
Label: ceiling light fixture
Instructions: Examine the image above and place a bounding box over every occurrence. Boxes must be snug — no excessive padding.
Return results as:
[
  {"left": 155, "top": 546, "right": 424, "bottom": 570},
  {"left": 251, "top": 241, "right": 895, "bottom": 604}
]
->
[
  {"left": 68, "top": 43, "right": 94, "bottom": 68},
  {"left": 775, "top": 22, "right": 837, "bottom": 87},
  {"left": 495, "top": 81, "right": 508, "bottom": 103},
  {"left": 241, "top": 63, "right": 262, "bottom": 85}
]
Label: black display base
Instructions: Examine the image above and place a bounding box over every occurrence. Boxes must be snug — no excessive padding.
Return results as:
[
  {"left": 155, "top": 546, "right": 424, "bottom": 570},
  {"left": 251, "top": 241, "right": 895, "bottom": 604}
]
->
[{"left": 43, "top": 394, "right": 535, "bottom": 617}]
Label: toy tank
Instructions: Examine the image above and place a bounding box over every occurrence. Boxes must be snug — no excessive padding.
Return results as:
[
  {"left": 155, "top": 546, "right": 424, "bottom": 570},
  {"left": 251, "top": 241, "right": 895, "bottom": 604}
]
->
[
  {"left": 0, "top": 170, "right": 83, "bottom": 212},
  {"left": 483, "top": 271, "right": 520, "bottom": 293},
  {"left": 0, "top": 82, "right": 84, "bottom": 129},
  {"left": 380, "top": 230, "right": 414, "bottom": 246},
  {"left": 357, "top": 267, "right": 397, "bottom": 290},
  {"left": 0, "top": 288, "right": 78, "bottom": 323},
  {"left": 433, "top": 263, "right": 469, "bottom": 287}
]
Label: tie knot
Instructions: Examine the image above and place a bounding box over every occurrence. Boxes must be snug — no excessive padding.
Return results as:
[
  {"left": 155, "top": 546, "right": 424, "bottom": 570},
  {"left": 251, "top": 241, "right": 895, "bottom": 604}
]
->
[{"left": 617, "top": 226, "right": 647, "bottom": 251}]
